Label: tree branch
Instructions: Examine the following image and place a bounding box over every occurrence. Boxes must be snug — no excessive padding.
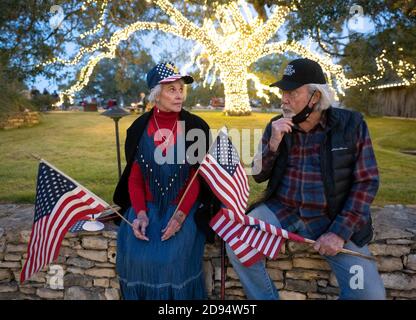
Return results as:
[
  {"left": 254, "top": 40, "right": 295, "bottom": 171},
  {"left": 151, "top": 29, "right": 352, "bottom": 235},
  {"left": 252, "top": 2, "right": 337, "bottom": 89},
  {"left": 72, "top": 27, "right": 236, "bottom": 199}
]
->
[
  {"left": 227, "top": 2, "right": 251, "bottom": 34},
  {"left": 43, "top": 21, "right": 191, "bottom": 67},
  {"left": 248, "top": 5, "right": 291, "bottom": 49},
  {"left": 43, "top": 8, "right": 84, "bottom": 42},
  {"left": 153, "top": 0, "right": 219, "bottom": 54},
  {"left": 314, "top": 29, "right": 348, "bottom": 58},
  {"left": 260, "top": 41, "right": 346, "bottom": 81}
]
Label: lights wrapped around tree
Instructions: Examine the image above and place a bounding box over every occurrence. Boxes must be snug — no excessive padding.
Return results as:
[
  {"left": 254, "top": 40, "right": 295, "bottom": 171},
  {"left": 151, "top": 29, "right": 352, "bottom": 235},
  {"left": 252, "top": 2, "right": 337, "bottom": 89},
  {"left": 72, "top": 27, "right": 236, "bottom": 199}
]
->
[{"left": 48, "top": 0, "right": 416, "bottom": 114}]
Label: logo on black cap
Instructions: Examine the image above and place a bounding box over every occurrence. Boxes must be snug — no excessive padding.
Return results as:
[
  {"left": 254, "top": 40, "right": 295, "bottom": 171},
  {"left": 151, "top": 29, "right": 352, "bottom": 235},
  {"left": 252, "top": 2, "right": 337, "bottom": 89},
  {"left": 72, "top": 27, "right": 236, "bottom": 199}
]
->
[
  {"left": 270, "top": 58, "right": 326, "bottom": 91},
  {"left": 283, "top": 64, "right": 295, "bottom": 76}
]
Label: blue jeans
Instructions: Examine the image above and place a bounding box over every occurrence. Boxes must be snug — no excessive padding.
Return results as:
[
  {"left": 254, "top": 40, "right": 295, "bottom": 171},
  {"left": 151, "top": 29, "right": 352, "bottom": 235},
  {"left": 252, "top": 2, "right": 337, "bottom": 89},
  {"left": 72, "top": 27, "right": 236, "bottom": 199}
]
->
[{"left": 226, "top": 204, "right": 386, "bottom": 300}]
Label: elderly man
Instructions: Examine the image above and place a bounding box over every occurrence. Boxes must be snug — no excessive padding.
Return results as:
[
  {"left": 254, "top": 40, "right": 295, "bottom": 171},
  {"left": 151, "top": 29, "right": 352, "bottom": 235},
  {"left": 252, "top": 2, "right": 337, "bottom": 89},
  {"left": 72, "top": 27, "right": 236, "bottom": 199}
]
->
[{"left": 226, "top": 58, "right": 385, "bottom": 300}]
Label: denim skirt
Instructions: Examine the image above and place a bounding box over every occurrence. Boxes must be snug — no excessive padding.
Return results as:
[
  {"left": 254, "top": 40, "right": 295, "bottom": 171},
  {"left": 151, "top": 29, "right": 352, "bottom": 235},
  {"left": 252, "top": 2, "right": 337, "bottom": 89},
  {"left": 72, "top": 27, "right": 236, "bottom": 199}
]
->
[{"left": 116, "top": 201, "right": 206, "bottom": 300}]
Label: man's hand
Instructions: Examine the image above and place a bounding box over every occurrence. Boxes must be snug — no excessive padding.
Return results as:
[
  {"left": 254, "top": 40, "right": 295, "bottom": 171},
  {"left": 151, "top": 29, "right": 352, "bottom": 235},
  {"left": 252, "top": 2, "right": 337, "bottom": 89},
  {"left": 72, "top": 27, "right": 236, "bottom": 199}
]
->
[
  {"left": 132, "top": 211, "right": 149, "bottom": 241},
  {"left": 269, "top": 118, "right": 294, "bottom": 152},
  {"left": 313, "top": 232, "right": 345, "bottom": 256},
  {"left": 161, "top": 210, "right": 186, "bottom": 241}
]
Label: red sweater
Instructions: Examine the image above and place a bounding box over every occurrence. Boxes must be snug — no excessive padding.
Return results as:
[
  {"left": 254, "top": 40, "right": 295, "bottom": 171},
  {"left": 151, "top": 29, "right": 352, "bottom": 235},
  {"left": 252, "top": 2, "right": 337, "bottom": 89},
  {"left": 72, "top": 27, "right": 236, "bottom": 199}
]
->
[{"left": 128, "top": 107, "right": 200, "bottom": 216}]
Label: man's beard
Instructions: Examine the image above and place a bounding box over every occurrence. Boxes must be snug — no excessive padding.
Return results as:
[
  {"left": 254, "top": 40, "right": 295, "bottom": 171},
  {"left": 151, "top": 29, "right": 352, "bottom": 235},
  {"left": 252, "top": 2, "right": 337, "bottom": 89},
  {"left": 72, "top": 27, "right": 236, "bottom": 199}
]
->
[{"left": 281, "top": 104, "right": 296, "bottom": 119}]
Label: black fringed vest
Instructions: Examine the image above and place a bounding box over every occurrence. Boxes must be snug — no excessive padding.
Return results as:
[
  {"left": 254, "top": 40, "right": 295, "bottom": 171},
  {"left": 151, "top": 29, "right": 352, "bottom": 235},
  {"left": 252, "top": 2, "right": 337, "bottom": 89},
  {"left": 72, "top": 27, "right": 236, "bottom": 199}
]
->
[{"left": 113, "top": 108, "right": 221, "bottom": 243}]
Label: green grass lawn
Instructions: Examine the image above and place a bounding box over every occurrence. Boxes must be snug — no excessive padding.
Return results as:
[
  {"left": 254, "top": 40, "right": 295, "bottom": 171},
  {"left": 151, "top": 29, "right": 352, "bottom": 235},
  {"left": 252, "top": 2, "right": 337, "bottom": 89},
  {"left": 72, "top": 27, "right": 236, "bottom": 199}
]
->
[{"left": 0, "top": 111, "right": 415, "bottom": 206}]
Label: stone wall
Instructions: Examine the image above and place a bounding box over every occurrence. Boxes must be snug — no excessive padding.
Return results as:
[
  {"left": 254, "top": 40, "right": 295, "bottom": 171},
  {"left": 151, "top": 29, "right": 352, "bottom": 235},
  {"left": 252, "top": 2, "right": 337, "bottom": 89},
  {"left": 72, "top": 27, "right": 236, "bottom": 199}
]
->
[
  {"left": 0, "top": 111, "right": 40, "bottom": 130},
  {"left": 0, "top": 204, "right": 415, "bottom": 300}
]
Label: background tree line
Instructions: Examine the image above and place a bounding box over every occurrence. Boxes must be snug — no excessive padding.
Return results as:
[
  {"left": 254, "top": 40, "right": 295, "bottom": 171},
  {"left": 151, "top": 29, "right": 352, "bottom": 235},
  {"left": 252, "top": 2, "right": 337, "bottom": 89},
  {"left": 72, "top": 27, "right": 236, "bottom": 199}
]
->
[{"left": 0, "top": 0, "right": 414, "bottom": 116}]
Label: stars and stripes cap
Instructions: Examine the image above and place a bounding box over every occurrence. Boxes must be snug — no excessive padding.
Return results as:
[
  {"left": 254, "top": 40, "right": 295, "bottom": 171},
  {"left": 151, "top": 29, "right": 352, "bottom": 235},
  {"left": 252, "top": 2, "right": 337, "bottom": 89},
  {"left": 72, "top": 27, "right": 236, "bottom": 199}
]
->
[{"left": 146, "top": 62, "right": 194, "bottom": 90}]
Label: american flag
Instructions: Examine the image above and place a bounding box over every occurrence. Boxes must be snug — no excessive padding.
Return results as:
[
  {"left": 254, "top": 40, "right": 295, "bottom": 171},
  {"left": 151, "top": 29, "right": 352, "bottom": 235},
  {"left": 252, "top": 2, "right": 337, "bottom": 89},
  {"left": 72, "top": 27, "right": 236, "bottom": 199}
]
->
[
  {"left": 198, "top": 127, "right": 261, "bottom": 265},
  {"left": 20, "top": 160, "right": 109, "bottom": 283},
  {"left": 199, "top": 127, "right": 250, "bottom": 218},
  {"left": 69, "top": 219, "right": 90, "bottom": 233},
  {"left": 210, "top": 208, "right": 307, "bottom": 266},
  {"left": 199, "top": 128, "right": 306, "bottom": 266}
]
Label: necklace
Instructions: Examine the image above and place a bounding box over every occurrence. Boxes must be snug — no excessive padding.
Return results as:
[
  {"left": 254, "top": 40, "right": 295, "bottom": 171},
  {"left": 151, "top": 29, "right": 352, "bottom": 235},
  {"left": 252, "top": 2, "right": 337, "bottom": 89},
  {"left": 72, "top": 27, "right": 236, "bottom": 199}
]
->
[{"left": 153, "top": 112, "right": 177, "bottom": 148}]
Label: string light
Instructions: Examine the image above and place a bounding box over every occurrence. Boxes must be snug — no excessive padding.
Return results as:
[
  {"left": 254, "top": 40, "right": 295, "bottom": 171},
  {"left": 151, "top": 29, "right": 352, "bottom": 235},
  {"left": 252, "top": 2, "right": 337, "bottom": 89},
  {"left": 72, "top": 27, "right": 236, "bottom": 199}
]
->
[
  {"left": 53, "top": 21, "right": 191, "bottom": 106},
  {"left": 348, "top": 50, "right": 416, "bottom": 89},
  {"left": 50, "top": 0, "right": 416, "bottom": 113},
  {"left": 369, "top": 82, "right": 409, "bottom": 90},
  {"left": 53, "top": 0, "right": 289, "bottom": 112},
  {"left": 157, "top": 2, "right": 292, "bottom": 115},
  {"left": 247, "top": 73, "right": 281, "bottom": 102},
  {"left": 79, "top": 0, "right": 108, "bottom": 39}
]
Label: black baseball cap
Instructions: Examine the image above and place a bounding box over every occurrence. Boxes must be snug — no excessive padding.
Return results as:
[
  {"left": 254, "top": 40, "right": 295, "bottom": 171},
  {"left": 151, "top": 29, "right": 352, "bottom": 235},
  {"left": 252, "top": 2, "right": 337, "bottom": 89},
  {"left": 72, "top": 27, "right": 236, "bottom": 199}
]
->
[
  {"left": 270, "top": 58, "right": 326, "bottom": 90},
  {"left": 146, "top": 62, "right": 193, "bottom": 90}
]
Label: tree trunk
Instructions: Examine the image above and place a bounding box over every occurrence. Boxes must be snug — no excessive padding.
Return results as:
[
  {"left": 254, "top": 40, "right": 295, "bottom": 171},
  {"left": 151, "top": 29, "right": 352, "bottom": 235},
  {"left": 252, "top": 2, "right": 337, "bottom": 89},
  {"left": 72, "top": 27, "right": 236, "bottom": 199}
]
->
[{"left": 220, "top": 67, "right": 252, "bottom": 116}]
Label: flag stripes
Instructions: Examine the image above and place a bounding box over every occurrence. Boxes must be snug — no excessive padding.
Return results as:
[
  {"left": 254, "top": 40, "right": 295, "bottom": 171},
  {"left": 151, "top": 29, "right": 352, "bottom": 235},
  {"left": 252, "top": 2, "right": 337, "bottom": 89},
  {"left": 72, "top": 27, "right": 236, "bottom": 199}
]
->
[
  {"left": 199, "top": 128, "right": 306, "bottom": 266},
  {"left": 21, "top": 161, "right": 108, "bottom": 283}
]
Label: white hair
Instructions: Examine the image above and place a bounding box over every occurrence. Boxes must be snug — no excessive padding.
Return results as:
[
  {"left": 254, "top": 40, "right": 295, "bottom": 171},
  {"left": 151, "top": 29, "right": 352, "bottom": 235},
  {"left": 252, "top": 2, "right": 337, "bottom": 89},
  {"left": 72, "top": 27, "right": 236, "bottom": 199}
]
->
[
  {"left": 307, "top": 83, "right": 338, "bottom": 111},
  {"left": 148, "top": 81, "right": 188, "bottom": 106},
  {"left": 148, "top": 84, "right": 162, "bottom": 106}
]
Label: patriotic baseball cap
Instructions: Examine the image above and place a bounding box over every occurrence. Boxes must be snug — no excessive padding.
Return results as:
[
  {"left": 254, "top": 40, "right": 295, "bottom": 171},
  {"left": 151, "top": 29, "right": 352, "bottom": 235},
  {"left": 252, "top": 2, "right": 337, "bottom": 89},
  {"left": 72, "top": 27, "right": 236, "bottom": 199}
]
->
[
  {"left": 269, "top": 58, "right": 326, "bottom": 90},
  {"left": 146, "top": 62, "right": 194, "bottom": 90}
]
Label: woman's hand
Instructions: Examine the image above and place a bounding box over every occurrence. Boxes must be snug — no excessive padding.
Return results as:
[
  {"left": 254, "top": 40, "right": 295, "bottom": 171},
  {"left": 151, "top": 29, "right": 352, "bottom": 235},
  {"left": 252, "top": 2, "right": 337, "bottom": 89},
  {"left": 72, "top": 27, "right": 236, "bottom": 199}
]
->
[
  {"left": 161, "top": 210, "right": 186, "bottom": 241},
  {"left": 132, "top": 211, "right": 149, "bottom": 241}
]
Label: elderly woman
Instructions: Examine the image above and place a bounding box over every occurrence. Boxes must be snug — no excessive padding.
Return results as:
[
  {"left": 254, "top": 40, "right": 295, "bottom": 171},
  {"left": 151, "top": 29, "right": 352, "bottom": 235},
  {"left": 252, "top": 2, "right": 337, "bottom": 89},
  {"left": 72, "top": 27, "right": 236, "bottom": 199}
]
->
[{"left": 113, "top": 62, "right": 218, "bottom": 300}]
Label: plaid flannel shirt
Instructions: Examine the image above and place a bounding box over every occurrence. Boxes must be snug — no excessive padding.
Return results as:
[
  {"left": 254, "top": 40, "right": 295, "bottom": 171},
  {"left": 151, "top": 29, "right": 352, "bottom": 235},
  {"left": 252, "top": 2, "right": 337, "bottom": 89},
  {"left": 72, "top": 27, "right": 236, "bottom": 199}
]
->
[{"left": 252, "top": 112, "right": 379, "bottom": 241}]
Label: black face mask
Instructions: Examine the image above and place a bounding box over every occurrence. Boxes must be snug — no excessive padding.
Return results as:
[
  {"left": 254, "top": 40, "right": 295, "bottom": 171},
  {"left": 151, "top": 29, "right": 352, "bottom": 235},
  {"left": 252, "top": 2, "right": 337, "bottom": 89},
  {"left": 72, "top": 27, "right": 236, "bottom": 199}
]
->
[{"left": 291, "top": 90, "right": 317, "bottom": 124}]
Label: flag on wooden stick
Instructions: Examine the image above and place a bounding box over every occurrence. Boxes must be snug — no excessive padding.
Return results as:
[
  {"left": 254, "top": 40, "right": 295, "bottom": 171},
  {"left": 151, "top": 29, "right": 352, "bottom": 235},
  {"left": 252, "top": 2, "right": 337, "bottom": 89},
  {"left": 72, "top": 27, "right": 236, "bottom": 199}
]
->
[
  {"left": 198, "top": 128, "right": 307, "bottom": 266},
  {"left": 21, "top": 160, "right": 109, "bottom": 282}
]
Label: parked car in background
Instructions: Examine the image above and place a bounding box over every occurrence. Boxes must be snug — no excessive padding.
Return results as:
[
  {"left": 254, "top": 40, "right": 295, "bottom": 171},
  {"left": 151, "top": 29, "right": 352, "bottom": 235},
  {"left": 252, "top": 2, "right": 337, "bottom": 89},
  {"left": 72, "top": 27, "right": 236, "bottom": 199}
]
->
[
  {"left": 208, "top": 97, "right": 225, "bottom": 109},
  {"left": 103, "top": 98, "right": 117, "bottom": 110},
  {"left": 250, "top": 99, "right": 262, "bottom": 109}
]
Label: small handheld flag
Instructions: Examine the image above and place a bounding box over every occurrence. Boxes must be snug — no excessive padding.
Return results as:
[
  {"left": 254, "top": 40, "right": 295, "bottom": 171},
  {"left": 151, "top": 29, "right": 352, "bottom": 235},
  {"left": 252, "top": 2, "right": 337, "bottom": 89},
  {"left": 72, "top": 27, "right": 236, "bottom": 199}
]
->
[{"left": 21, "top": 159, "right": 109, "bottom": 282}]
